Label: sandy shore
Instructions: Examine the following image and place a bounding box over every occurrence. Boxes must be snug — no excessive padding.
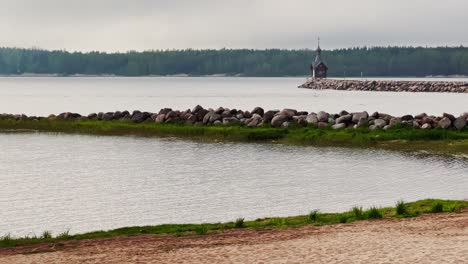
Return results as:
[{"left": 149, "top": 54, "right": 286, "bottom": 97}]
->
[{"left": 1, "top": 211, "right": 467, "bottom": 264}]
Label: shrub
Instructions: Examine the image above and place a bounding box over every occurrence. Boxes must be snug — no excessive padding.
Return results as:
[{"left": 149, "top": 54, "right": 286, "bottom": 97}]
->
[
  {"left": 366, "top": 207, "right": 383, "bottom": 219},
  {"left": 352, "top": 206, "right": 364, "bottom": 220},
  {"left": 431, "top": 202, "right": 444, "bottom": 213},
  {"left": 448, "top": 204, "right": 461, "bottom": 213},
  {"left": 234, "top": 218, "right": 245, "bottom": 228},
  {"left": 56, "top": 230, "right": 70, "bottom": 240},
  {"left": 41, "top": 231, "right": 52, "bottom": 239},
  {"left": 396, "top": 200, "right": 408, "bottom": 215},
  {"left": 308, "top": 210, "right": 320, "bottom": 222},
  {"left": 338, "top": 214, "right": 349, "bottom": 223}
]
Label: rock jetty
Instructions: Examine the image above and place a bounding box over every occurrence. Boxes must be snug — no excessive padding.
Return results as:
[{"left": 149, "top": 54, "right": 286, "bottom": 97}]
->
[
  {"left": 2, "top": 106, "right": 467, "bottom": 131},
  {"left": 298, "top": 79, "right": 468, "bottom": 93}
]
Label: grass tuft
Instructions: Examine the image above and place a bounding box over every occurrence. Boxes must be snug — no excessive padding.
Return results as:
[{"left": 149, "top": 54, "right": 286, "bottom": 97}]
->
[
  {"left": 234, "top": 218, "right": 245, "bottom": 229},
  {"left": 352, "top": 206, "right": 364, "bottom": 220},
  {"left": 308, "top": 210, "right": 320, "bottom": 223},
  {"left": 366, "top": 207, "right": 383, "bottom": 219},
  {"left": 430, "top": 202, "right": 444, "bottom": 213},
  {"left": 396, "top": 200, "right": 408, "bottom": 216}
]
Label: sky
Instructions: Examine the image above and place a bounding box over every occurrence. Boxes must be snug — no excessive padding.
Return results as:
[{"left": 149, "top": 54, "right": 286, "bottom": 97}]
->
[{"left": 1, "top": 0, "right": 467, "bottom": 52}]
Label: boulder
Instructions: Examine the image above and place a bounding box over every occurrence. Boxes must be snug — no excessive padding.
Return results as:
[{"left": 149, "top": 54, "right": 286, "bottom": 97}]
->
[
  {"left": 155, "top": 114, "right": 166, "bottom": 123},
  {"left": 339, "top": 110, "right": 349, "bottom": 116},
  {"left": 374, "top": 119, "right": 387, "bottom": 128},
  {"left": 415, "top": 113, "right": 427, "bottom": 119},
  {"left": 263, "top": 110, "right": 278, "bottom": 123},
  {"left": 352, "top": 112, "right": 369, "bottom": 124},
  {"left": 279, "top": 109, "right": 297, "bottom": 118},
  {"left": 293, "top": 115, "right": 308, "bottom": 126},
  {"left": 102, "top": 112, "right": 114, "bottom": 121},
  {"left": 251, "top": 107, "right": 264, "bottom": 117},
  {"left": 356, "top": 117, "right": 368, "bottom": 128},
  {"left": 401, "top": 115, "right": 414, "bottom": 121},
  {"left": 438, "top": 117, "right": 452, "bottom": 129},
  {"left": 421, "top": 123, "right": 432, "bottom": 129},
  {"left": 87, "top": 113, "right": 97, "bottom": 119},
  {"left": 192, "top": 105, "right": 204, "bottom": 113},
  {"left": 335, "top": 114, "right": 352, "bottom": 124},
  {"left": 271, "top": 115, "right": 288, "bottom": 127},
  {"left": 282, "top": 122, "right": 291, "bottom": 128},
  {"left": 454, "top": 116, "right": 467, "bottom": 130},
  {"left": 185, "top": 114, "right": 197, "bottom": 124},
  {"left": 332, "top": 123, "right": 346, "bottom": 130},
  {"left": 131, "top": 111, "right": 147, "bottom": 123},
  {"left": 306, "top": 114, "right": 319, "bottom": 125},
  {"left": 247, "top": 115, "right": 263, "bottom": 127},
  {"left": 203, "top": 111, "right": 221, "bottom": 124},
  {"left": 223, "top": 117, "right": 240, "bottom": 125},
  {"left": 317, "top": 111, "right": 329, "bottom": 122},
  {"left": 443, "top": 113, "right": 456, "bottom": 122}
]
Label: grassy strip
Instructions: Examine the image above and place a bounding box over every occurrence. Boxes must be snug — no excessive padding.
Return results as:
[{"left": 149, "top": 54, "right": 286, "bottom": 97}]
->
[
  {"left": 0, "top": 119, "right": 467, "bottom": 155},
  {"left": 0, "top": 199, "right": 466, "bottom": 248}
]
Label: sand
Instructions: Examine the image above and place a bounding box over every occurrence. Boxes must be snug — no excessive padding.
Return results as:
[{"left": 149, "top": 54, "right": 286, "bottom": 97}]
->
[{"left": 1, "top": 211, "right": 467, "bottom": 264}]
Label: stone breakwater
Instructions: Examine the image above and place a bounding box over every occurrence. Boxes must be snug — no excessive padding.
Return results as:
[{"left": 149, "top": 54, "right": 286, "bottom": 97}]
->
[
  {"left": 2, "top": 106, "right": 467, "bottom": 131},
  {"left": 298, "top": 79, "right": 468, "bottom": 93}
]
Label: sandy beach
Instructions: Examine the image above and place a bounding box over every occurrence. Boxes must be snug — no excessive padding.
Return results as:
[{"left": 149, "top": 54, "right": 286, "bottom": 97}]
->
[{"left": 1, "top": 210, "right": 467, "bottom": 264}]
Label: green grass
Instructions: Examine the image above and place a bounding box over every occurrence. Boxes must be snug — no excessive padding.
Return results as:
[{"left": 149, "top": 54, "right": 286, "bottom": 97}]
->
[
  {"left": 395, "top": 200, "right": 408, "bottom": 216},
  {"left": 0, "top": 199, "right": 465, "bottom": 248},
  {"left": 0, "top": 119, "right": 467, "bottom": 155}
]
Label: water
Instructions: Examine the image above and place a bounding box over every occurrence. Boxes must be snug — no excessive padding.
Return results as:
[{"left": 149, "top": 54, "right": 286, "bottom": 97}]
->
[
  {"left": 0, "top": 77, "right": 467, "bottom": 116},
  {"left": 1, "top": 132, "right": 467, "bottom": 237}
]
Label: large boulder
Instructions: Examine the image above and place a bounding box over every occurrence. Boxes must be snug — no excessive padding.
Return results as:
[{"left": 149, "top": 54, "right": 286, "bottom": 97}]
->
[
  {"left": 271, "top": 115, "right": 288, "bottom": 127},
  {"left": 185, "top": 114, "right": 197, "bottom": 124},
  {"left": 203, "top": 111, "right": 221, "bottom": 124},
  {"left": 401, "top": 115, "right": 414, "bottom": 121},
  {"left": 251, "top": 107, "right": 264, "bottom": 117},
  {"left": 306, "top": 114, "right": 319, "bottom": 125},
  {"left": 443, "top": 113, "right": 456, "bottom": 122},
  {"left": 454, "top": 116, "right": 467, "bottom": 130},
  {"left": 335, "top": 114, "right": 352, "bottom": 124},
  {"left": 192, "top": 105, "right": 204, "bottom": 113},
  {"left": 438, "top": 117, "right": 452, "bottom": 129},
  {"left": 131, "top": 111, "right": 149, "bottom": 123},
  {"left": 352, "top": 111, "right": 368, "bottom": 124},
  {"left": 374, "top": 119, "right": 387, "bottom": 129},
  {"left": 102, "top": 112, "right": 114, "bottom": 121},
  {"left": 223, "top": 117, "right": 240, "bottom": 125},
  {"left": 279, "top": 109, "right": 297, "bottom": 118},
  {"left": 263, "top": 110, "right": 278, "bottom": 123},
  {"left": 247, "top": 114, "right": 263, "bottom": 127},
  {"left": 317, "top": 111, "right": 329, "bottom": 122}
]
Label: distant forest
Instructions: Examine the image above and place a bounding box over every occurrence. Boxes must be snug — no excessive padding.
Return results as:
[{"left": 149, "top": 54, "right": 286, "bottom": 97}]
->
[{"left": 1, "top": 46, "right": 468, "bottom": 77}]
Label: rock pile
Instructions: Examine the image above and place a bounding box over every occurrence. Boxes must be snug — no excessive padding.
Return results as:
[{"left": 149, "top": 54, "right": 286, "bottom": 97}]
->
[
  {"left": 299, "top": 79, "right": 468, "bottom": 93},
  {"left": 1, "top": 107, "right": 467, "bottom": 131}
]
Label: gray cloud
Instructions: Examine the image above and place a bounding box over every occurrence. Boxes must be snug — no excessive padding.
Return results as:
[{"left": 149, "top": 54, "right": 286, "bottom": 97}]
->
[{"left": 0, "top": 0, "right": 467, "bottom": 51}]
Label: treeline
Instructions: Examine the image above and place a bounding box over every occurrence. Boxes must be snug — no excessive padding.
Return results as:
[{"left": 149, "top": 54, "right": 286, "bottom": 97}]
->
[{"left": 0, "top": 46, "right": 468, "bottom": 77}]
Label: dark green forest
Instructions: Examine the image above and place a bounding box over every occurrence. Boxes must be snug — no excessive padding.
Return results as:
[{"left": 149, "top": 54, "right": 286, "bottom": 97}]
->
[{"left": 1, "top": 46, "right": 468, "bottom": 77}]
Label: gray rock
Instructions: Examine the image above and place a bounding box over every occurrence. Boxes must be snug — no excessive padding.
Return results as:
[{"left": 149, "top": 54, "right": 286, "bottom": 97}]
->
[
  {"left": 247, "top": 114, "right": 263, "bottom": 127},
  {"left": 279, "top": 109, "right": 297, "bottom": 118},
  {"left": 306, "top": 114, "right": 319, "bottom": 125},
  {"left": 357, "top": 117, "right": 368, "bottom": 128},
  {"left": 223, "top": 117, "right": 240, "bottom": 125},
  {"left": 213, "top": 120, "right": 222, "bottom": 125},
  {"left": 332, "top": 123, "right": 346, "bottom": 130},
  {"left": 102, "top": 112, "right": 114, "bottom": 121},
  {"left": 415, "top": 113, "right": 427, "bottom": 119},
  {"left": 192, "top": 105, "right": 204, "bottom": 113},
  {"left": 87, "top": 113, "right": 97, "bottom": 119},
  {"left": 263, "top": 110, "right": 278, "bottom": 123},
  {"left": 421, "top": 123, "right": 432, "bottom": 129},
  {"left": 401, "top": 115, "right": 414, "bottom": 121},
  {"left": 438, "top": 117, "right": 452, "bottom": 129},
  {"left": 335, "top": 114, "right": 352, "bottom": 124},
  {"left": 374, "top": 119, "right": 387, "bottom": 128},
  {"left": 317, "top": 111, "right": 329, "bottom": 122},
  {"left": 282, "top": 121, "right": 291, "bottom": 128},
  {"left": 185, "top": 114, "right": 197, "bottom": 124},
  {"left": 352, "top": 111, "right": 369, "bottom": 124},
  {"left": 454, "top": 116, "right": 467, "bottom": 130},
  {"left": 155, "top": 114, "right": 166, "bottom": 123},
  {"left": 443, "top": 113, "right": 456, "bottom": 122},
  {"left": 271, "top": 115, "right": 288, "bottom": 127},
  {"left": 251, "top": 107, "right": 264, "bottom": 117}
]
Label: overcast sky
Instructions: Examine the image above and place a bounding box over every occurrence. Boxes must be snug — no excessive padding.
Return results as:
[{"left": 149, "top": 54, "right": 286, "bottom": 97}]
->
[{"left": 1, "top": 0, "right": 467, "bottom": 52}]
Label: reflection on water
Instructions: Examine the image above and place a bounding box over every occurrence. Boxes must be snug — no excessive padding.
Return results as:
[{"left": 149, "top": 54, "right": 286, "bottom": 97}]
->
[{"left": 0, "top": 132, "right": 467, "bottom": 236}]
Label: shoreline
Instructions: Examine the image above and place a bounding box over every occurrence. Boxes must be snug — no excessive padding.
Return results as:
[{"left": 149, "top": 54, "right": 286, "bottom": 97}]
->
[{"left": 0, "top": 199, "right": 466, "bottom": 250}]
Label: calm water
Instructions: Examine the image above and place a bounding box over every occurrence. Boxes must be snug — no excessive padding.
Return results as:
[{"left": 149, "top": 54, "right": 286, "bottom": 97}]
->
[
  {"left": 0, "top": 77, "right": 467, "bottom": 116},
  {"left": 0, "top": 133, "right": 467, "bottom": 237}
]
